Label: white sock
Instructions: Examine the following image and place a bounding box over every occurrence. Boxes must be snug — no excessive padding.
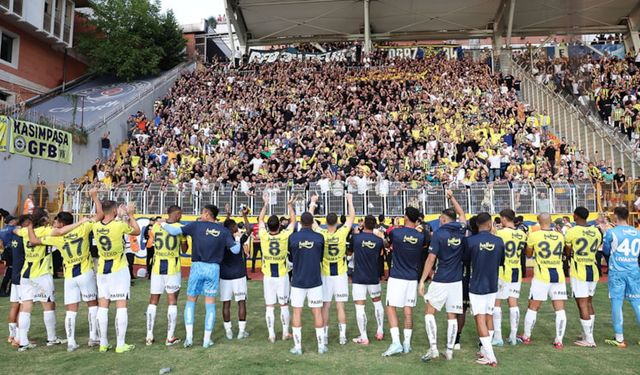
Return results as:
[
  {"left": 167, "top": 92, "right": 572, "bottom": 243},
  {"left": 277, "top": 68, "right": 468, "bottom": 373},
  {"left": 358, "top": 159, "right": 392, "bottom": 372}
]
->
[
  {"left": 239, "top": 321, "right": 246, "bottom": 333},
  {"left": 355, "top": 304, "right": 368, "bottom": 340},
  {"left": 488, "top": 330, "right": 495, "bottom": 340},
  {"left": 446, "top": 319, "right": 458, "bottom": 351},
  {"left": 146, "top": 304, "right": 157, "bottom": 340},
  {"left": 339, "top": 323, "right": 346, "bottom": 340},
  {"left": 18, "top": 312, "right": 31, "bottom": 346},
  {"left": 403, "top": 328, "right": 412, "bottom": 347},
  {"left": 323, "top": 325, "right": 329, "bottom": 345},
  {"left": 44, "top": 310, "right": 57, "bottom": 341},
  {"left": 280, "top": 306, "right": 290, "bottom": 336},
  {"left": 493, "top": 307, "right": 502, "bottom": 341},
  {"left": 590, "top": 314, "right": 595, "bottom": 334},
  {"left": 224, "top": 321, "right": 233, "bottom": 332},
  {"left": 203, "top": 329, "right": 212, "bottom": 344},
  {"left": 8, "top": 322, "right": 17, "bottom": 338},
  {"left": 185, "top": 324, "right": 193, "bottom": 342},
  {"left": 390, "top": 326, "right": 400, "bottom": 345},
  {"left": 88, "top": 306, "right": 98, "bottom": 342},
  {"left": 373, "top": 301, "right": 384, "bottom": 334},
  {"left": 97, "top": 307, "right": 109, "bottom": 346},
  {"left": 293, "top": 327, "right": 302, "bottom": 350},
  {"left": 523, "top": 309, "right": 537, "bottom": 338},
  {"left": 509, "top": 307, "right": 519, "bottom": 341},
  {"left": 479, "top": 336, "right": 497, "bottom": 363},
  {"left": 616, "top": 333, "right": 624, "bottom": 342},
  {"left": 266, "top": 306, "right": 275, "bottom": 338},
  {"left": 316, "top": 327, "right": 324, "bottom": 348},
  {"left": 580, "top": 319, "right": 594, "bottom": 343},
  {"left": 65, "top": 311, "right": 77, "bottom": 346},
  {"left": 167, "top": 305, "right": 178, "bottom": 340},
  {"left": 425, "top": 314, "right": 437, "bottom": 350},
  {"left": 555, "top": 310, "right": 566, "bottom": 344},
  {"left": 115, "top": 308, "right": 128, "bottom": 347}
]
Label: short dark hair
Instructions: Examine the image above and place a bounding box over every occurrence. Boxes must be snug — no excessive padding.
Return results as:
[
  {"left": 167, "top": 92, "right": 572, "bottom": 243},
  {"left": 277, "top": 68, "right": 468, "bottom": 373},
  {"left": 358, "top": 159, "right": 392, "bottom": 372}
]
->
[
  {"left": 364, "top": 215, "right": 376, "bottom": 230},
  {"left": 475, "top": 212, "right": 492, "bottom": 226},
  {"left": 378, "top": 214, "right": 385, "bottom": 224},
  {"left": 203, "top": 204, "right": 218, "bottom": 219},
  {"left": 499, "top": 209, "right": 516, "bottom": 223},
  {"left": 102, "top": 200, "right": 117, "bottom": 214},
  {"left": 167, "top": 205, "right": 181, "bottom": 215},
  {"left": 223, "top": 218, "right": 236, "bottom": 229},
  {"left": 405, "top": 206, "right": 421, "bottom": 223},
  {"left": 301, "top": 212, "right": 314, "bottom": 226},
  {"left": 267, "top": 215, "right": 280, "bottom": 232},
  {"left": 17, "top": 215, "right": 31, "bottom": 226},
  {"left": 614, "top": 206, "right": 629, "bottom": 221},
  {"left": 574, "top": 206, "right": 589, "bottom": 220},
  {"left": 441, "top": 208, "right": 457, "bottom": 221},
  {"left": 326, "top": 213, "right": 338, "bottom": 226},
  {"left": 31, "top": 208, "right": 49, "bottom": 228},
  {"left": 468, "top": 216, "right": 479, "bottom": 234},
  {"left": 55, "top": 212, "right": 74, "bottom": 226}
]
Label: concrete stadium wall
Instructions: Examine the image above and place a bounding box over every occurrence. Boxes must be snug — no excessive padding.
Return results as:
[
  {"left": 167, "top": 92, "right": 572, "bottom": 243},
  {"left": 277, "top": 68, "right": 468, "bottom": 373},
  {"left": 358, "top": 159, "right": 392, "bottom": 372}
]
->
[{"left": 0, "top": 64, "right": 193, "bottom": 213}]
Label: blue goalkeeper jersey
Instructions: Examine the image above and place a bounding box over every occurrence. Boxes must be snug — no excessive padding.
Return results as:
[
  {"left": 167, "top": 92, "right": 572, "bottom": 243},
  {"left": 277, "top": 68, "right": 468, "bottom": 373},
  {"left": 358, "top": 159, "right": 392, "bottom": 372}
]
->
[{"left": 603, "top": 225, "right": 640, "bottom": 274}]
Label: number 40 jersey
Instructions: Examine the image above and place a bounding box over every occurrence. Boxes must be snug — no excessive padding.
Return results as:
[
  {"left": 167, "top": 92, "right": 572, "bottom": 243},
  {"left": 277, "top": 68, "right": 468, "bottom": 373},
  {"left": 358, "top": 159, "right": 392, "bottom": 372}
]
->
[{"left": 603, "top": 225, "right": 640, "bottom": 274}]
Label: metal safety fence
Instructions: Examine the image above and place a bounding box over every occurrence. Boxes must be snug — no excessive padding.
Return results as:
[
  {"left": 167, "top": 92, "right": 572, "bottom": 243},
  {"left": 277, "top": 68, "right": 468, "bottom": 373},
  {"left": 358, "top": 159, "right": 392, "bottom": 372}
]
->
[{"left": 64, "top": 181, "right": 598, "bottom": 217}]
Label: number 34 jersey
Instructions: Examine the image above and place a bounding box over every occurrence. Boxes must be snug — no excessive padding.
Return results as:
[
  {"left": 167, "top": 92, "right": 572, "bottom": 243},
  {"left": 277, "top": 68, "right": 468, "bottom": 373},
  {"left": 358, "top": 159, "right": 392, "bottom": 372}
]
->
[
  {"left": 259, "top": 226, "right": 292, "bottom": 278},
  {"left": 92, "top": 220, "right": 134, "bottom": 274},
  {"left": 40, "top": 221, "right": 95, "bottom": 279},
  {"left": 527, "top": 230, "right": 565, "bottom": 283},
  {"left": 565, "top": 225, "right": 602, "bottom": 282},
  {"left": 151, "top": 222, "right": 184, "bottom": 276},
  {"left": 496, "top": 227, "right": 527, "bottom": 283}
]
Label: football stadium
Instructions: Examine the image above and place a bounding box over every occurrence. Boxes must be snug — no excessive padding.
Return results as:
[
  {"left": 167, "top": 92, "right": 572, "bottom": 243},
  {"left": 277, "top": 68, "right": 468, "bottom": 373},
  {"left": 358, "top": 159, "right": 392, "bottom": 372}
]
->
[{"left": 1, "top": 0, "right": 640, "bottom": 373}]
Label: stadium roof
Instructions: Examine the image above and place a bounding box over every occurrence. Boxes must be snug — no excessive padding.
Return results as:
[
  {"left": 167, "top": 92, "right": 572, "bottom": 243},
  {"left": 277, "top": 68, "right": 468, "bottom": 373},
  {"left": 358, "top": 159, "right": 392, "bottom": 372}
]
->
[{"left": 226, "top": 0, "right": 640, "bottom": 46}]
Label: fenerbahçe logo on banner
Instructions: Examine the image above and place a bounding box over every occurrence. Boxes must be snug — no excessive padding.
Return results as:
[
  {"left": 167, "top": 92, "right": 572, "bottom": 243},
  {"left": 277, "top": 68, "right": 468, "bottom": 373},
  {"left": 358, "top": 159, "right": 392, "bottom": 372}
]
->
[{"left": 3, "top": 116, "right": 73, "bottom": 164}]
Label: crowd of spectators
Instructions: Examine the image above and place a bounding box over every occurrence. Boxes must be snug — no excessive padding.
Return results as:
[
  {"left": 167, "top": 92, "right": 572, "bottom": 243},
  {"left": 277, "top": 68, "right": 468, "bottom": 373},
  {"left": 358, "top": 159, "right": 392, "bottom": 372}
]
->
[{"left": 77, "top": 53, "right": 614, "bottom": 197}]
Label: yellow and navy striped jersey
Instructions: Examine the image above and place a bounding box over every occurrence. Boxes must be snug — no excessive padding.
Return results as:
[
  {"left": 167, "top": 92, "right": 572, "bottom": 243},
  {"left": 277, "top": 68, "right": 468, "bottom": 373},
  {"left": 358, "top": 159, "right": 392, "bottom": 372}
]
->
[
  {"left": 40, "top": 221, "right": 94, "bottom": 279},
  {"left": 92, "top": 220, "right": 134, "bottom": 274},
  {"left": 565, "top": 225, "right": 602, "bottom": 282},
  {"left": 320, "top": 226, "right": 350, "bottom": 276},
  {"left": 496, "top": 227, "right": 527, "bottom": 283},
  {"left": 259, "top": 227, "right": 292, "bottom": 278},
  {"left": 527, "top": 230, "right": 565, "bottom": 283},
  {"left": 150, "top": 222, "right": 184, "bottom": 275},
  {"left": 17, "top": 226, "right": 53, "bottom": 279}
]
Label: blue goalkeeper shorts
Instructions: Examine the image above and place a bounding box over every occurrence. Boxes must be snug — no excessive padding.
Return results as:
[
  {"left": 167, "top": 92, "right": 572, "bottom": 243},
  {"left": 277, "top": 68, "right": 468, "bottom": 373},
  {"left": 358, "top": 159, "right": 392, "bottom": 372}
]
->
[
  {"left": 608, "top": 271, "right": 640, "bottom": 301},
  {"left": 187, "top": 262, "right": 220, "bottom": 298}
]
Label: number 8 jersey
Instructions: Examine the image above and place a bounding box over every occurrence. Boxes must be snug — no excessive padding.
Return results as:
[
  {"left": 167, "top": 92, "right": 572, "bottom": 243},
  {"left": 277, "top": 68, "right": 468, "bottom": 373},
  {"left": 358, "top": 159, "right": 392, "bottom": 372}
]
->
[
  {"left": 565, "top": 225, "right": 602, "bottom": 282},
  {"left": 259, "top": 227, "right": 293, "bottom": 278},
  {"left": 92, "top": 220, "right": 134, "bottom": 274},
  {"left": 527, "top": 230, "right": 565, "bottom": 283}
]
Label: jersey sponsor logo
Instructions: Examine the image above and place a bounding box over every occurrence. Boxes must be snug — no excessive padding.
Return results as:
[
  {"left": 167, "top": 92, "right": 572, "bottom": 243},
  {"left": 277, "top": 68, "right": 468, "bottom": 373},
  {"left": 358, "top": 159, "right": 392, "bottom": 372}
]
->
[
  {"left": 543, "top": 233, "right": 559, "bottom": 241},
  {"left": 96, "top": 228, "right": 110, "bottom": 236},
  {"left": 479, "top": 242, "right": 496, "bottom": 251},
  {"left": 403, "top": 236, "right": 418, "bottom": 244},
  {"left": 64, "top": 233, "right": 80, "bottom": 240},
  {"left": 447, "top": 237, "right": 461, "bottom": 246},
  {"left": 583, "top": 230, "right": 597, "bottom": 238},
  {"left": 362, "top": 240, "right": 377, "bottom": 249},
  {"left": 310, "top": 299, "right": 323, "bottom": 305},
  {"left": 512, "top": 232, "right": 524, "bottom": 240},
  {"left": 205, "top": 229, "right": 221, "bottom": 237},
  {"left": 11, "top": 240, "right": 18, "bottom": 248},
  {"left": 299, "top": 241, "right": 314, "bottom": 249},
  {"left": 622, "top": 229, "right": 638, "bottom": 236}
]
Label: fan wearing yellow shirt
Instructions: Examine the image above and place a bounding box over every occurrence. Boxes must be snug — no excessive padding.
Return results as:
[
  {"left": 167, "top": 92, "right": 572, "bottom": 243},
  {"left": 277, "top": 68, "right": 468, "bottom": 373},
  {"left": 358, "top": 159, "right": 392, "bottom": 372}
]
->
[
  {"left": 258, "top": 193, "right": 297, "bottom": 343},
  {"left": 26, "top": 188, "right": 104, "bottom": 352},
  {"left": 14, "top": 208, "right": 60, "bottom": 351},
  {"left": 493, "top": 209, "right": 527, "bottom": 347},
  {"left": 145, "top": 205, "right": 187, "bottom": 347},
  {"left": 564, "top": 207, "right": 602, "bottom": 348},
  {"left": 92, "top": 200, "right": 140, "bottom": 353},
  {"left": 517, "top": 213, "right": 567, "bottom": 349},
  {"left": 311, "top": 193, "right": 355, "bottom": 346}
]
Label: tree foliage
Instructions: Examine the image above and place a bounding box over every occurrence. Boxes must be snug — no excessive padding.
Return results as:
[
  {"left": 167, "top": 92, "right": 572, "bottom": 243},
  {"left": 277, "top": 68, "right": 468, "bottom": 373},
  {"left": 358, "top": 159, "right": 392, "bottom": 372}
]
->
[{"left": 78, "top": 0, "right": 186, "bottom": 81}]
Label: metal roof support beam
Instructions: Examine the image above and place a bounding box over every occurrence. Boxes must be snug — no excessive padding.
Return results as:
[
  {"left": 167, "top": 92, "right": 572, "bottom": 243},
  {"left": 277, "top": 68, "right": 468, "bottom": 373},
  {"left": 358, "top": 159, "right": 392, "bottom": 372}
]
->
[
  {"left": 505, "top": 0, "right": 516, "bottom": 48},
  {"left": 571, "top": 36, "right": 604, "bottom": 56},
  {"left": 625, "top": 5, "right": 640, "bottom": 54},
  {"left": 226, "top": 0, "right": 248, "bottom": 50},
  {"left": 363, "top": 0, "right": 371, "bottom": 54}
]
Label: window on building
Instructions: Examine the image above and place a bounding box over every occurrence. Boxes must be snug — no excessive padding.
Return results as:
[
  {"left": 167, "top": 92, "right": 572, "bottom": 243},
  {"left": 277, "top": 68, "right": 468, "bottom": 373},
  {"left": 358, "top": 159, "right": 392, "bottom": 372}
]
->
[
  {"left": 0, "top": 33, "right": 14, "bottom": 63},
  {"left": 0, "top": 90, "right": 11, "bottom": 102}
]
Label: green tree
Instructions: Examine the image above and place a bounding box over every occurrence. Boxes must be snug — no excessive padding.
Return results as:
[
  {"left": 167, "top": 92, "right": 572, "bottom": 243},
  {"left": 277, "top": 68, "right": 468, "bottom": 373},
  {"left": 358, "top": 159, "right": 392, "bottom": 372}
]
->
[
  {"left": 156, "top": 10, "right": 186, "bottom": 71},
  {"left": 78, "top": 0, "right": 185, "bottom": 81}
]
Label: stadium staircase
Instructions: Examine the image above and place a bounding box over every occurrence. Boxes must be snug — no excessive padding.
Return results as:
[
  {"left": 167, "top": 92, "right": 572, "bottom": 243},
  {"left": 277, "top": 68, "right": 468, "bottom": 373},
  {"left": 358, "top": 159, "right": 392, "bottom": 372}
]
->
[{"left": 512, "top": 62, "right": 640, "bottom": 179}]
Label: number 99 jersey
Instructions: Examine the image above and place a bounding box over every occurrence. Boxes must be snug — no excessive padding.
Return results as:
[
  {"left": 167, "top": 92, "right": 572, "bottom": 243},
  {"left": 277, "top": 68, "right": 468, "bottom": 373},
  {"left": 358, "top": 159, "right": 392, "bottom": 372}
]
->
[
  {"left": 496, "top": 227, "right": 527, "bottom": 283},
  {"left": 565, "top": 225, "right": 602, "bottom": 282},
  {"left": 92, "top": 220, "right": 134, "bottom": 274},
  {"left": 527, "top": 230, "right": 565, "bottom": 283},
  {"left": 259, "top": 226, "right": 292, "bottom": 278}
]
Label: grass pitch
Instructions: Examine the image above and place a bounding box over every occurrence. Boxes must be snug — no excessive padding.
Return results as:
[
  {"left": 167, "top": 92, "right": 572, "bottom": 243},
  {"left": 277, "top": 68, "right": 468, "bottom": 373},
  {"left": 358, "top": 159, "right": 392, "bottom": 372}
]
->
[{"left": 1, "top": 279, "right": 639, "bottom": 375}]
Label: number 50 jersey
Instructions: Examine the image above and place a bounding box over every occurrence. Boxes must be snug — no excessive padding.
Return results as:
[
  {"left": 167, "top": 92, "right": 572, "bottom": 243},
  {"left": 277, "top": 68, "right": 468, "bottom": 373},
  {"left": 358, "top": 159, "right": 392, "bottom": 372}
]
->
[
  {"left": 259, "top": 226, "right": 293, "bottom": 278},
  {"left": 527, "top": 230, "right": 565, "bottom": 283},
  {"left": 92, "top": 220, "right": 134, "bottom": 275}
]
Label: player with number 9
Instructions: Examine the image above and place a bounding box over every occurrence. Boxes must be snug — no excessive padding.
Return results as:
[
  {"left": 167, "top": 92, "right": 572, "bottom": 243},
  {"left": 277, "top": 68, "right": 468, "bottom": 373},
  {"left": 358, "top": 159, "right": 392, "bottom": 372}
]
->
[{"left": 518, "top": 213, "right": 567, "bottom": 349}]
